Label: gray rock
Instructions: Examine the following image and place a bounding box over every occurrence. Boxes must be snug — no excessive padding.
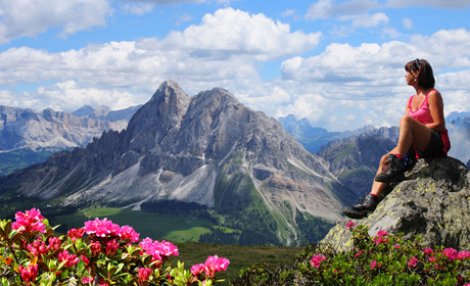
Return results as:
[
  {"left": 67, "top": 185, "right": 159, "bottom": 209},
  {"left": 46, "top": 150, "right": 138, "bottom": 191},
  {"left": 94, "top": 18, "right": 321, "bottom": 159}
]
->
[{"left": 321, "top": 157, "right": 470, "bottom": 252}]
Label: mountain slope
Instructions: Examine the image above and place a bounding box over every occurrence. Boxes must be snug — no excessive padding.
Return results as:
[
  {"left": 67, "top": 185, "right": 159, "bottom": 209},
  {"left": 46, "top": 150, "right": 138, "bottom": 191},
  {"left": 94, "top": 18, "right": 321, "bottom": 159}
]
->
[{"left": 0, "top": 81, "right": 355, "bottom": 245}]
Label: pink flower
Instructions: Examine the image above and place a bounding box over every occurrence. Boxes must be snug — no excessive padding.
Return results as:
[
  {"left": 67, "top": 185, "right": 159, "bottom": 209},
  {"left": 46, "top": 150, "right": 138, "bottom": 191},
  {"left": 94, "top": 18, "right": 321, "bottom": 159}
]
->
[
  {"left": 204, "top": 256, "right": 230, "bottom": 277},
  {"left": 67, "top": 228, "right": 85, "bottom": 241},
  {"left": 354, "top": 250, "right": 364, "bottom": 258},
  {"left": 442, "top": 248, "right": 458, "bottom": 261},
  {"left": 191, "top": 263, "right": 206, "bottom": 276},
  {"left": 19, "top": 263, "right": 38, "bottom": 283},
  {"left": 370, "top": 260, "right": 378, "bottom": 270},
  {"left": 372, "top": 236, "right": 388, "bottom": 245},
  {"left": 12, "top": 208, "right": 46, "bottom": 233},
  {"left": 345, "top": 220, "right": 356, "bottom": 230},
  {"left": 408, "top": 256, "right": 419, "bottom": 268},
  {"left": 394, "top": 244, "right": 401, "bottom": 249},
  {"left": 47, "top": 237, "right": 62, "bottom": 251},
  {"left": 90, "top": 241, "right": 102, "bottom": 256},
  {"left": 376, "top": 230, "right": 388, "bottom": 237},
  {"left": 140, "top": 238, "right": 179, "bottom": 262},
  {"left": 120, "top": 225, "right": 140, "bottom": 242},
  {"left": 82, "top": 277, "right": 94, "bottom": 284},
  {"left": 26, "top": 239, "right": 47, "bottom": 256},
  {"left": 191, "top": 256, "right": 230, "bottom": 278},
  {"left": 58, "top": 250, "right": 79, "bottom": 268},
  {"left": 458, "top": 250, "right": 470, "bottom": 260},
  {"left": 80, "top": 255, "right": 90, "bottom": 266},
  {"left": 106, "top": 239, "right": 119, "bottom": 256},
  {"left": 310, "top": 254, "right": 327, "bottom": 269},
  {"left": 138, "top": 267, "right": 152, "bottom": 282},
  {"left": 428, "top": 256, "right": 436, "bottom": 263},
  {"left": 84, "top": 218, "right": 121, "bottom": 238},
  {"left": 423, "top": 247, "right": 434, "bottom": 255}
]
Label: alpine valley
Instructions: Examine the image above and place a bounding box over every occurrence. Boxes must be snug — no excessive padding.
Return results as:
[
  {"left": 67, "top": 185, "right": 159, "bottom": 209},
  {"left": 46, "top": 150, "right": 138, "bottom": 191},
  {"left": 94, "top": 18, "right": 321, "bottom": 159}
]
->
[{"left": 0, "top": 81, "right": 358, "bottom": 246}]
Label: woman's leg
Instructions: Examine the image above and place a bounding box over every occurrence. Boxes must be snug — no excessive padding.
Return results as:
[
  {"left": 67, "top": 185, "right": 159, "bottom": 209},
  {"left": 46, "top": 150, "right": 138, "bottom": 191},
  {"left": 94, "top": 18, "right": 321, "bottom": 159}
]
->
[{"left": 396, "top": 115, "right": 432, "bottom": 155}]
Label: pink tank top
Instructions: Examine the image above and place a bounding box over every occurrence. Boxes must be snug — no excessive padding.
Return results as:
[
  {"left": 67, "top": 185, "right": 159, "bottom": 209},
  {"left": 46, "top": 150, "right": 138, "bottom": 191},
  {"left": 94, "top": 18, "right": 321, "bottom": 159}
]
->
[
  {"left": 407, "top": 89, "right": 451, "bottom": 156},
  {"left": 407, "top": 90, "right": 434, "bottom": 124}
]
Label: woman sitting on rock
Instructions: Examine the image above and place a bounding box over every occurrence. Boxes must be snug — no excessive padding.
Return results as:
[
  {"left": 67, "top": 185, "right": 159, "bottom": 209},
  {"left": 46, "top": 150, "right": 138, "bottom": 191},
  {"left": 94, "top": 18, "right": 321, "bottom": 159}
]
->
[{"left": 344, "top": 58, "right": 451, "bottom": 219}]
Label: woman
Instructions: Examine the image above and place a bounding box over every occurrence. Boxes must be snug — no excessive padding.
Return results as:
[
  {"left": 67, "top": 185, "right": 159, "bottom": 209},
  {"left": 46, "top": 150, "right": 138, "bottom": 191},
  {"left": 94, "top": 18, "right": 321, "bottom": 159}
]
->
[{"left": 343, "top": 58, "right": 451, "bottom": 219}]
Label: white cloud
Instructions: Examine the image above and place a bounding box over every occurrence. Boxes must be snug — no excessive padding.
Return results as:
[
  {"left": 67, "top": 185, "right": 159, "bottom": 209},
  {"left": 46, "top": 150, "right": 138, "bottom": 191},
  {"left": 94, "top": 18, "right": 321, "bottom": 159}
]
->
[
  {"left": 162, "top": 8, "right": 321, "bottom": 60},
  {"left": 306, "top": 0, "right": 380, "bottom": 20},
  {"left": 346, "top": 12, "right": 389, "bottom": 28},
  {"left": 0, "top": 0, "right": 112, "bottom": 44},
  {"left": 386, "top": 0, "right": 470, "bottom": 8}
]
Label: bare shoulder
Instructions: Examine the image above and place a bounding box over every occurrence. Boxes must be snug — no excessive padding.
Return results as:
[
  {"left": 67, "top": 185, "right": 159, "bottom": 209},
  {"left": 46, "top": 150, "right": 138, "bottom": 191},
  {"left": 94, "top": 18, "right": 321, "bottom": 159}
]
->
[{"left": 428, "top": 89, "right": 443, "bottom": 101}]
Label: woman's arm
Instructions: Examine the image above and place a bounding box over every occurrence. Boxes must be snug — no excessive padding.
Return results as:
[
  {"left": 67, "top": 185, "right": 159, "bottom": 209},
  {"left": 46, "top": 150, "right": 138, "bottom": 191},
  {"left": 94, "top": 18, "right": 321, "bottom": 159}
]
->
[{"left": 427, "top": 90, "right": 445, "bottom": 132}]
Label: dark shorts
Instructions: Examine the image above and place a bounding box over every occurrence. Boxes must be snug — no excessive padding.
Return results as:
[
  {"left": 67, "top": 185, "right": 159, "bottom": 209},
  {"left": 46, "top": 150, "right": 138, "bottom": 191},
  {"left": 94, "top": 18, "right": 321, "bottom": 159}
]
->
[{"left": 416, "top": 130, "right": 444, "bottom": 158}]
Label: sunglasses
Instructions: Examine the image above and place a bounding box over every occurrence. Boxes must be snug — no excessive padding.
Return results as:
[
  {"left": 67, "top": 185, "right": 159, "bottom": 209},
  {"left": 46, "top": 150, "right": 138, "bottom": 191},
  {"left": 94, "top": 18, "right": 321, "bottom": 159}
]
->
[{"left": 414, "top": 58, "right": 420, "bottom": 71}]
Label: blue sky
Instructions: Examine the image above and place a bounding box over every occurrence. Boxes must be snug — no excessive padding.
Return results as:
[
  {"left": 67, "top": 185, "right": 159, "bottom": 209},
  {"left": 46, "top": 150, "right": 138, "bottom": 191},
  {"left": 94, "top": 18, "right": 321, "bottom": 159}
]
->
[{"left": 1, "top": 0, "right": 470, "bottom": 132}]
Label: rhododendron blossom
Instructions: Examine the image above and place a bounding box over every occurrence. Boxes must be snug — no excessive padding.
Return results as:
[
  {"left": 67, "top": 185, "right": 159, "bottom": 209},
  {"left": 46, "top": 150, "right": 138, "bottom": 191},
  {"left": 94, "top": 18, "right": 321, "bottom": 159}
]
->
[
  {"left": 310, "top": 254, "right": 327, "bottom": 269},
  {"left": 423, "top": 247, "right": 434, "bottom": 255},
  {"left": 90, "top": 241, "right": 102, "bottom": 256},
  {"left": 12, "top": 208, "right": 46, "bottom": 233},
  {"left": 84, "top": 218, "right": 121, "bottom": 237},
  {"left": 19, "top": 263, "right": 39, "bottom": 283},
  {"left": 442, "top": 248, "right": 458, "bottom": 261},
  {"left": 140, "top": 238, "right": 179, "bottom": 261},
  {"left": 106, "top": 239, "right": 119, "bottom": 256},
  {"left": 58, "top": 250, "right": 80, "bottom": 268},
  {"left": 68, "top": 227, "right": 85, "bottom": 241},
  {"left": 138, "top": 267, "right": 153, "bottom": 282},
  {"left": 191, "top": 256, "right": 230, "bottom": 278},
  {"left": 458, "top": 250, "right": 470, "bottom": 260},
  {"left": 120, "top": 225, "right": 140, "bottom": 242},
  {"left": 408, "top": 256, "right": 419, "bottom": 268},
  {"left": 370, "top": 260, "right": 378, "bottom": 270},
  {"left": 345, "top": 220, "right": 356, "bottom": 230},
  {"left": 27, "top": 240, "right": 47, "bottom": 256},
  {"left": 47, "top": 237, "right": 62, "bottom": 251}
]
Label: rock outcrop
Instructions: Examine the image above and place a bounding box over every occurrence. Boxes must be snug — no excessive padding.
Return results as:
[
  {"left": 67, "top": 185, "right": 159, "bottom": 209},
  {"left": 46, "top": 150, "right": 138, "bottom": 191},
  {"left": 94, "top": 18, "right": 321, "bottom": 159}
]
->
[{"left": 321, "top": 157, "right": 470, "bottom": 251}]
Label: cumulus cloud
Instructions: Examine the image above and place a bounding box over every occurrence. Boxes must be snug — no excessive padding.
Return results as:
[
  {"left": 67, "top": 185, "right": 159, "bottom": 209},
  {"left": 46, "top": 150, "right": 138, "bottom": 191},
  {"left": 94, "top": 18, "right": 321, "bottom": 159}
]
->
[
  {"left": 0, "top": 0, "right": 112, "bottom": 44},
  {"left": 162, "top": 8, "right": 321, "bottom": 60},
  {"left": 0, "top": 7, "right": 321, "bottom": 113}
]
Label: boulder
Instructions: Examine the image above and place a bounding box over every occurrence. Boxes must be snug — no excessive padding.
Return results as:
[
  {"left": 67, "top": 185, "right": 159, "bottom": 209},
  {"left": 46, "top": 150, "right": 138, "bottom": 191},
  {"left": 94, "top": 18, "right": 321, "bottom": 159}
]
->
[{"left": 321, "top": 157, "right": 470, "bottom": 252}]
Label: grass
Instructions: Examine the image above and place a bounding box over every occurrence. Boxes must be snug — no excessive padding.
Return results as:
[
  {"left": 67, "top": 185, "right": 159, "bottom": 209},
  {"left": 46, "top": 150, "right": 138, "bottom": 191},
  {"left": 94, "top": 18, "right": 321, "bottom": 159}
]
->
[
  {"left": 173, "top": 242, "right": 302, "bottom": 285},
  {"left": 52, "top": 207, "right": 213, "bottom": 242}
]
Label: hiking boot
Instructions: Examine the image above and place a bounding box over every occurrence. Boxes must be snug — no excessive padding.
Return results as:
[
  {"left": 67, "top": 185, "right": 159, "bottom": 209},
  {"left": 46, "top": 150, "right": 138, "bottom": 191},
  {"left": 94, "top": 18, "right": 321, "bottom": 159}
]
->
[
  {"left": 342, "top": 208, "right": 368, "bottom": 219},
  {"left": 343, "top": 194, "right": 380, "bottom": 219},
  {"left": 374, "top": 154, "right": 406, "bottom": 183},
  {"left": 351, "top": 194, "right": 380, "bottom": 211}
]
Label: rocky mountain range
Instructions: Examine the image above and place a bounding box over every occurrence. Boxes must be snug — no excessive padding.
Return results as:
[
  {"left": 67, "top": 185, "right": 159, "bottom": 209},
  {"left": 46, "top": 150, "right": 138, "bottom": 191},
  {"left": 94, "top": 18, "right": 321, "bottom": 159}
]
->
[
  {"left": 0, "top": 81, "right": 356, "bottom": 245},
  {"left": 0, "top": 104, "right": 140, "bottom": 151}
]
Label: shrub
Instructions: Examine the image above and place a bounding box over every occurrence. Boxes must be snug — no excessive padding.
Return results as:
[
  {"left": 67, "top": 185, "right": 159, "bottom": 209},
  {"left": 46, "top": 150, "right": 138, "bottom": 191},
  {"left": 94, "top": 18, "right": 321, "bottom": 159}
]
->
[
  {"left": 0, "top": 208, "right": 229, "bottom": 285},
  {"left": 233, "top": 220, "right": 470, "bottom": 286}
]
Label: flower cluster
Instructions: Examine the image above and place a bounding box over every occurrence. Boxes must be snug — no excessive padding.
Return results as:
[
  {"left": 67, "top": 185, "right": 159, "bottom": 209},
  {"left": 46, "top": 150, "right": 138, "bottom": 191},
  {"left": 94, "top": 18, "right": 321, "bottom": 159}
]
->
[
  {"left": 11, "top": 208, "right": 46, "bottom": 233},
  {"left": 0, "top": 208, "right": 230, "bottom": 285},
  {"left": 303, "top": 222, "right": 470, "bottom": 285},
  {"left": 191, "top": 255, "right": 231, "bottom": 278}
]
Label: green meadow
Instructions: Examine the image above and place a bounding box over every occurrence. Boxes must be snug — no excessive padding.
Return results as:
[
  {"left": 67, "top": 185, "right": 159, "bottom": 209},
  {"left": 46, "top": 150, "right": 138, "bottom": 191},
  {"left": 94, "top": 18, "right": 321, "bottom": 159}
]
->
[{"left": 51, "top": 207, "right": 302, "bottom": 284}]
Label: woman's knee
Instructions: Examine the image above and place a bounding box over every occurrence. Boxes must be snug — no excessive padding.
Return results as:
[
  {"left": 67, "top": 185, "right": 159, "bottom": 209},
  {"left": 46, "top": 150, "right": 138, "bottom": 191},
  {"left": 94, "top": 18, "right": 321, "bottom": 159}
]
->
[{"left": 400, "top": 115, "right": 413, "bottom": 126}]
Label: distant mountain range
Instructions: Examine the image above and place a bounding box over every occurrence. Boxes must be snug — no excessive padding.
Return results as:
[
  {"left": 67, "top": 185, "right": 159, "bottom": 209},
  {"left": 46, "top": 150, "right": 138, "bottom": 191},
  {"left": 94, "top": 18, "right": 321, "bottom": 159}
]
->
[
  {"left": 0, "top": 81, "right": 356, "bottom": 245},
  {"left": 0, "top": 104, "right": 140, "bottom": 176}
]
